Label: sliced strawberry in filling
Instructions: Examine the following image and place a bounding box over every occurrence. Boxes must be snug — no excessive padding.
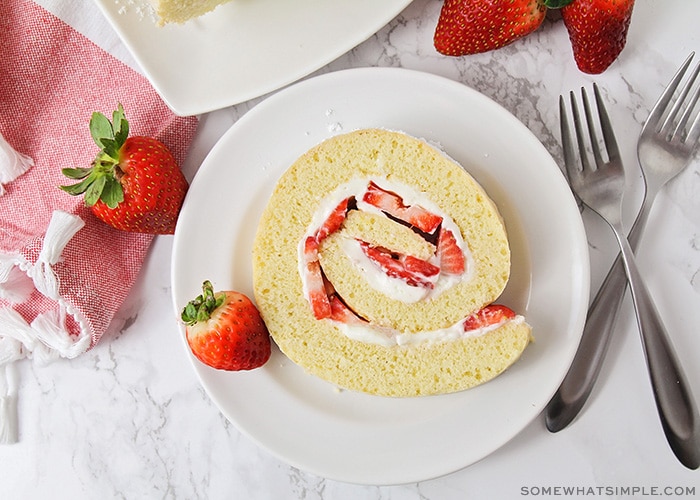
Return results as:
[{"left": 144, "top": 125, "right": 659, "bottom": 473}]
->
[
  {"left": 359, "top": 240, "right": 440, "bottom": 289},
  {"left": 437, "top": 227, "right": 466, "bottom": 275},
  {"left": 462, "top": 304, "right": 516, "bottom": 332},
  {"left": 329, "top": 295, "right": 366, "bottom": 324},
  {"left": 362, "top": 181, "right": 442, "bottom": 234},
  {"left": 303, "top": 182, "right": 472, "bottom": 322},
  {"left": 303, "top": 195, "right": 353, "bottom": 320},
  {"left": 302, "top": 236, "right": 331, "bottom": 319},
  {"left": 316, "top": 196, "right": 353, "bottom": 242},
  {"left": 303, "top": 235, "right": 320, "bottom": 260}
]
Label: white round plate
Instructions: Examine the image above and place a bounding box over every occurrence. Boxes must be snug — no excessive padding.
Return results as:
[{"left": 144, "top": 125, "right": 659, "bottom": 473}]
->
[
  {"left": 94, "top": 0, "right": 412, "bottom": 116},
  {"left": 171, "top": 68, "right": 590, "bottom": 485}
]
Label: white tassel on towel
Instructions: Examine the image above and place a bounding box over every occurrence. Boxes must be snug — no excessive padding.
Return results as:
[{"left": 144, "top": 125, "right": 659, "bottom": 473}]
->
[
  {"left": 0, "top": 261, "right": 34, "bottom": 305},
  {"left": 0, "top": 211, "right": 88, "bottom": 444},
  {"left": 0, "top": 131, "right": 34, "bottom": 197},
  {"left": 28, "top": 211, "right": 85, "bottom": 300},
  {"left": 0, "top": 363, "right": 18, "bottom": 444},
  {"left": 0, "top": 312, "right": 25, "bottom": 445},
  {"left": 32, "top": 308, "right": 91, "bottom": 360}
]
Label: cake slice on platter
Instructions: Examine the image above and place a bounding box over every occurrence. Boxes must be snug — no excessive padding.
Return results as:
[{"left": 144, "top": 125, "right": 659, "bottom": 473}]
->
[{"left": 148, "top": 0, "right": 232, "bottom": 25}]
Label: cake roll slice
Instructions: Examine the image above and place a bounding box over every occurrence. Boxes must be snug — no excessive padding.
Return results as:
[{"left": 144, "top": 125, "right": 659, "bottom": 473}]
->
[{"left": 252, "top": 129, "right": 531, "bottom": 397}]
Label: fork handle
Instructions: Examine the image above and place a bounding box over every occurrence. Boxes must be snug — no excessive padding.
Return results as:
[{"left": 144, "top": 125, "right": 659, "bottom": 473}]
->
[
  {"left": 545, "top": 200, "right": 650, "bottom": 432},
  {"left": 545, "top": 250, "right": 628, "bottom": 430},
  {"left": 613, "top": 225, "right": 700, "bottom": 470}
]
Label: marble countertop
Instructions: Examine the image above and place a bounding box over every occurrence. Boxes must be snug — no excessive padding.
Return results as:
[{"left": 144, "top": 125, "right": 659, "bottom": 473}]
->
[{"left": 3, "top": 0, "right": 700, "bottom": 498}]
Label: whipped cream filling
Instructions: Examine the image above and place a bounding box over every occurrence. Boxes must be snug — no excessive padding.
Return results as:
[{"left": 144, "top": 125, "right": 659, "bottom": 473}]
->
[
  {"left": 297, "top": 176, "right": 508, "bottom": 347},
  {"left": 339, "top": 237, "right": 431, "bottom": 303},
  {"left": 298, "top": 176, "right": 474, "bottom": 302},
  {"left": 338, "top": 315, "right": 525, "bottom": 347}
]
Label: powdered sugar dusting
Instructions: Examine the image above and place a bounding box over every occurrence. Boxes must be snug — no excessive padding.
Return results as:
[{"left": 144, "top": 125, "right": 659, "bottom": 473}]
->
[{"left": 114, "top": 0, "right": 157, "bottom": 23}]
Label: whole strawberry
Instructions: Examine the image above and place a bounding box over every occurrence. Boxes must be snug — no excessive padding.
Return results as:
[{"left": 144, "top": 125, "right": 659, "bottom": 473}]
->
[
  {"left": 60, "top": 104, "right": 188, "bottom": 234},
  {"left": 434, "top": 0, "right": 547, "bottom": 56},
  {"left": 560, "top": 0, "right": 635, "bottom": 74},
  {"left": 181, "top": 281, "right": 271, "bottom": 371}
]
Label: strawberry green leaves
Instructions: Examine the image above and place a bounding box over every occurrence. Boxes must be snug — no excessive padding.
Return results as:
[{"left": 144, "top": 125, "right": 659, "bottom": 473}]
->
[
  {"left": 90, "top": 104, "right": 129, "bottom": 160},
  {"left": 60, "top": 104, "right": 129, "bottom": 209},
  {"left": 61, "top": 161, "right": 124, "bottom": 208},
  {"left": 542, "top": 0, "right": 574, "bottom": 7},
  {"left": 181, "top": 280, "right": 225, "bottom": 325}
]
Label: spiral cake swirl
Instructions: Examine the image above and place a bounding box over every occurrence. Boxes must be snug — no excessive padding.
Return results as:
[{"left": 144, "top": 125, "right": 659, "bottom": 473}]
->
[{"left": 252, "top": 129, "right": 531, "bottom": 396}]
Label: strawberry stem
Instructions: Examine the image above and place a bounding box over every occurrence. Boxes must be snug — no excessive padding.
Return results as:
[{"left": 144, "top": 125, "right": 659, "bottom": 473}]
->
[
  {"left": 181, "top": 280, "right": 225, "bottom": 325},
  {"left": 59, "top": 103, "right": 129, "bottom": 208},
  {"left": 543, "top": 0, "right": 574, "bottom": 8}
]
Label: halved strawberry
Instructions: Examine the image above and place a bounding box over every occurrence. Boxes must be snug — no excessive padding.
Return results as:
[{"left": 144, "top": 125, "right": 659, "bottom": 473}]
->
[
  {"left": 437, "top": 227, "right": 466, "bottom": 275},
  {"left": 316, "top": 196, "right": 353, "bottom": 242},
  {"left": 302, "top": 236, "right": 332, "bottom": 319},
  {"left": 359, "top": 240, "right": 440, "bottom": 288},
  {"left": 463, "top": 304, "right": 516, "bottom": 332},
  {"left": 181, "top": 281, "right": 271, "bottom": 371},
  {"left": 362, "top": 181, "right": 442, "bottom": 234}
]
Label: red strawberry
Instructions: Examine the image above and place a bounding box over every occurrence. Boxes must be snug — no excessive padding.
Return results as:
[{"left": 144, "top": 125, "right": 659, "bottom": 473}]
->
[
  {"left": 359, "top": 240, "right": 440, "bottom": 288},
  {"left": 329, "top": 295, "right": 366, "bottom": 325},
  {"left": 60, "top": 104, "right": 188, "bottom": 234},
  {"left": 181, "top": 281, "right": 271, "bottom": 371},
  {"left": 434, "top": 0, "right": 547, "bottom": 56},
  {"left": 436, "top": 227, "right": 466, "bottom": 275},
  {"left": 362, "top": 181, "right": 442, "bottom": 234},
  {"left": 463, "top": 304, "right": 516, "bottom": 332},
  {"left": 302, "top": 236, "right": 332, "bottom": 319},
  {"left": 560, "top": 0, "right": 635, "bottom": 74},
  {"left": 316, "top": 196, "right": 353, "bottom": 242}
]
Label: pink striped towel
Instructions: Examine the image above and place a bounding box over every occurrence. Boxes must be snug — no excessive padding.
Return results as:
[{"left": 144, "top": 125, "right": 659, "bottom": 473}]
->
[{"left": 0, "top": 0, "right": 198, "bottom": 443}]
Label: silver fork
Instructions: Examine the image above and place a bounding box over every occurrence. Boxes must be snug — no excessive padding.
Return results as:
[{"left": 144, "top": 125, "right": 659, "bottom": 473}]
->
[
  {"left": 558, "top": 83, "right": 700, "bottom": 469},
  {"left": 546, "top": 54, "right": 700, "bottom": 434}
]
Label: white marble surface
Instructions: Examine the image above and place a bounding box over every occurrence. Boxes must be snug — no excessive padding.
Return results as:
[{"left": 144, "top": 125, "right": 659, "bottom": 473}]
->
[{"left": 3, "top": 0, "right": 700, "bottom": 498}]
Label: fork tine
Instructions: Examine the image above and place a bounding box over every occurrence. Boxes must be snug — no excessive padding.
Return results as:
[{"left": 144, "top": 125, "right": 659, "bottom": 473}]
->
[
  {"left": 581, "top": 87, "right": 605, "bottom": 169},
  {"left": 592, "top": 83, "right": 621, "bottom": 163},
  {"left": 560, "top": 94, "right": 581, "bottom": 183},
  {"left": 570, "top": 90, "right": 595, "bottom": 174},
  {"left": 560, "top": 96, "right": 576, "bottom": 163},
  {"left": 670, "top": 58, "right": 700, "bottom": 139},
  {"left": 643, "top": 52, "right": 695, "bottom": 136},
  {"left": 560, "top": 95, "right": 572, "bottom": 161},
  {"left": 685, "top": 96, "right": 700, "bottom": 146},
  {"left": 560, "top": 95, "right": 585, "bottom": 211}
]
